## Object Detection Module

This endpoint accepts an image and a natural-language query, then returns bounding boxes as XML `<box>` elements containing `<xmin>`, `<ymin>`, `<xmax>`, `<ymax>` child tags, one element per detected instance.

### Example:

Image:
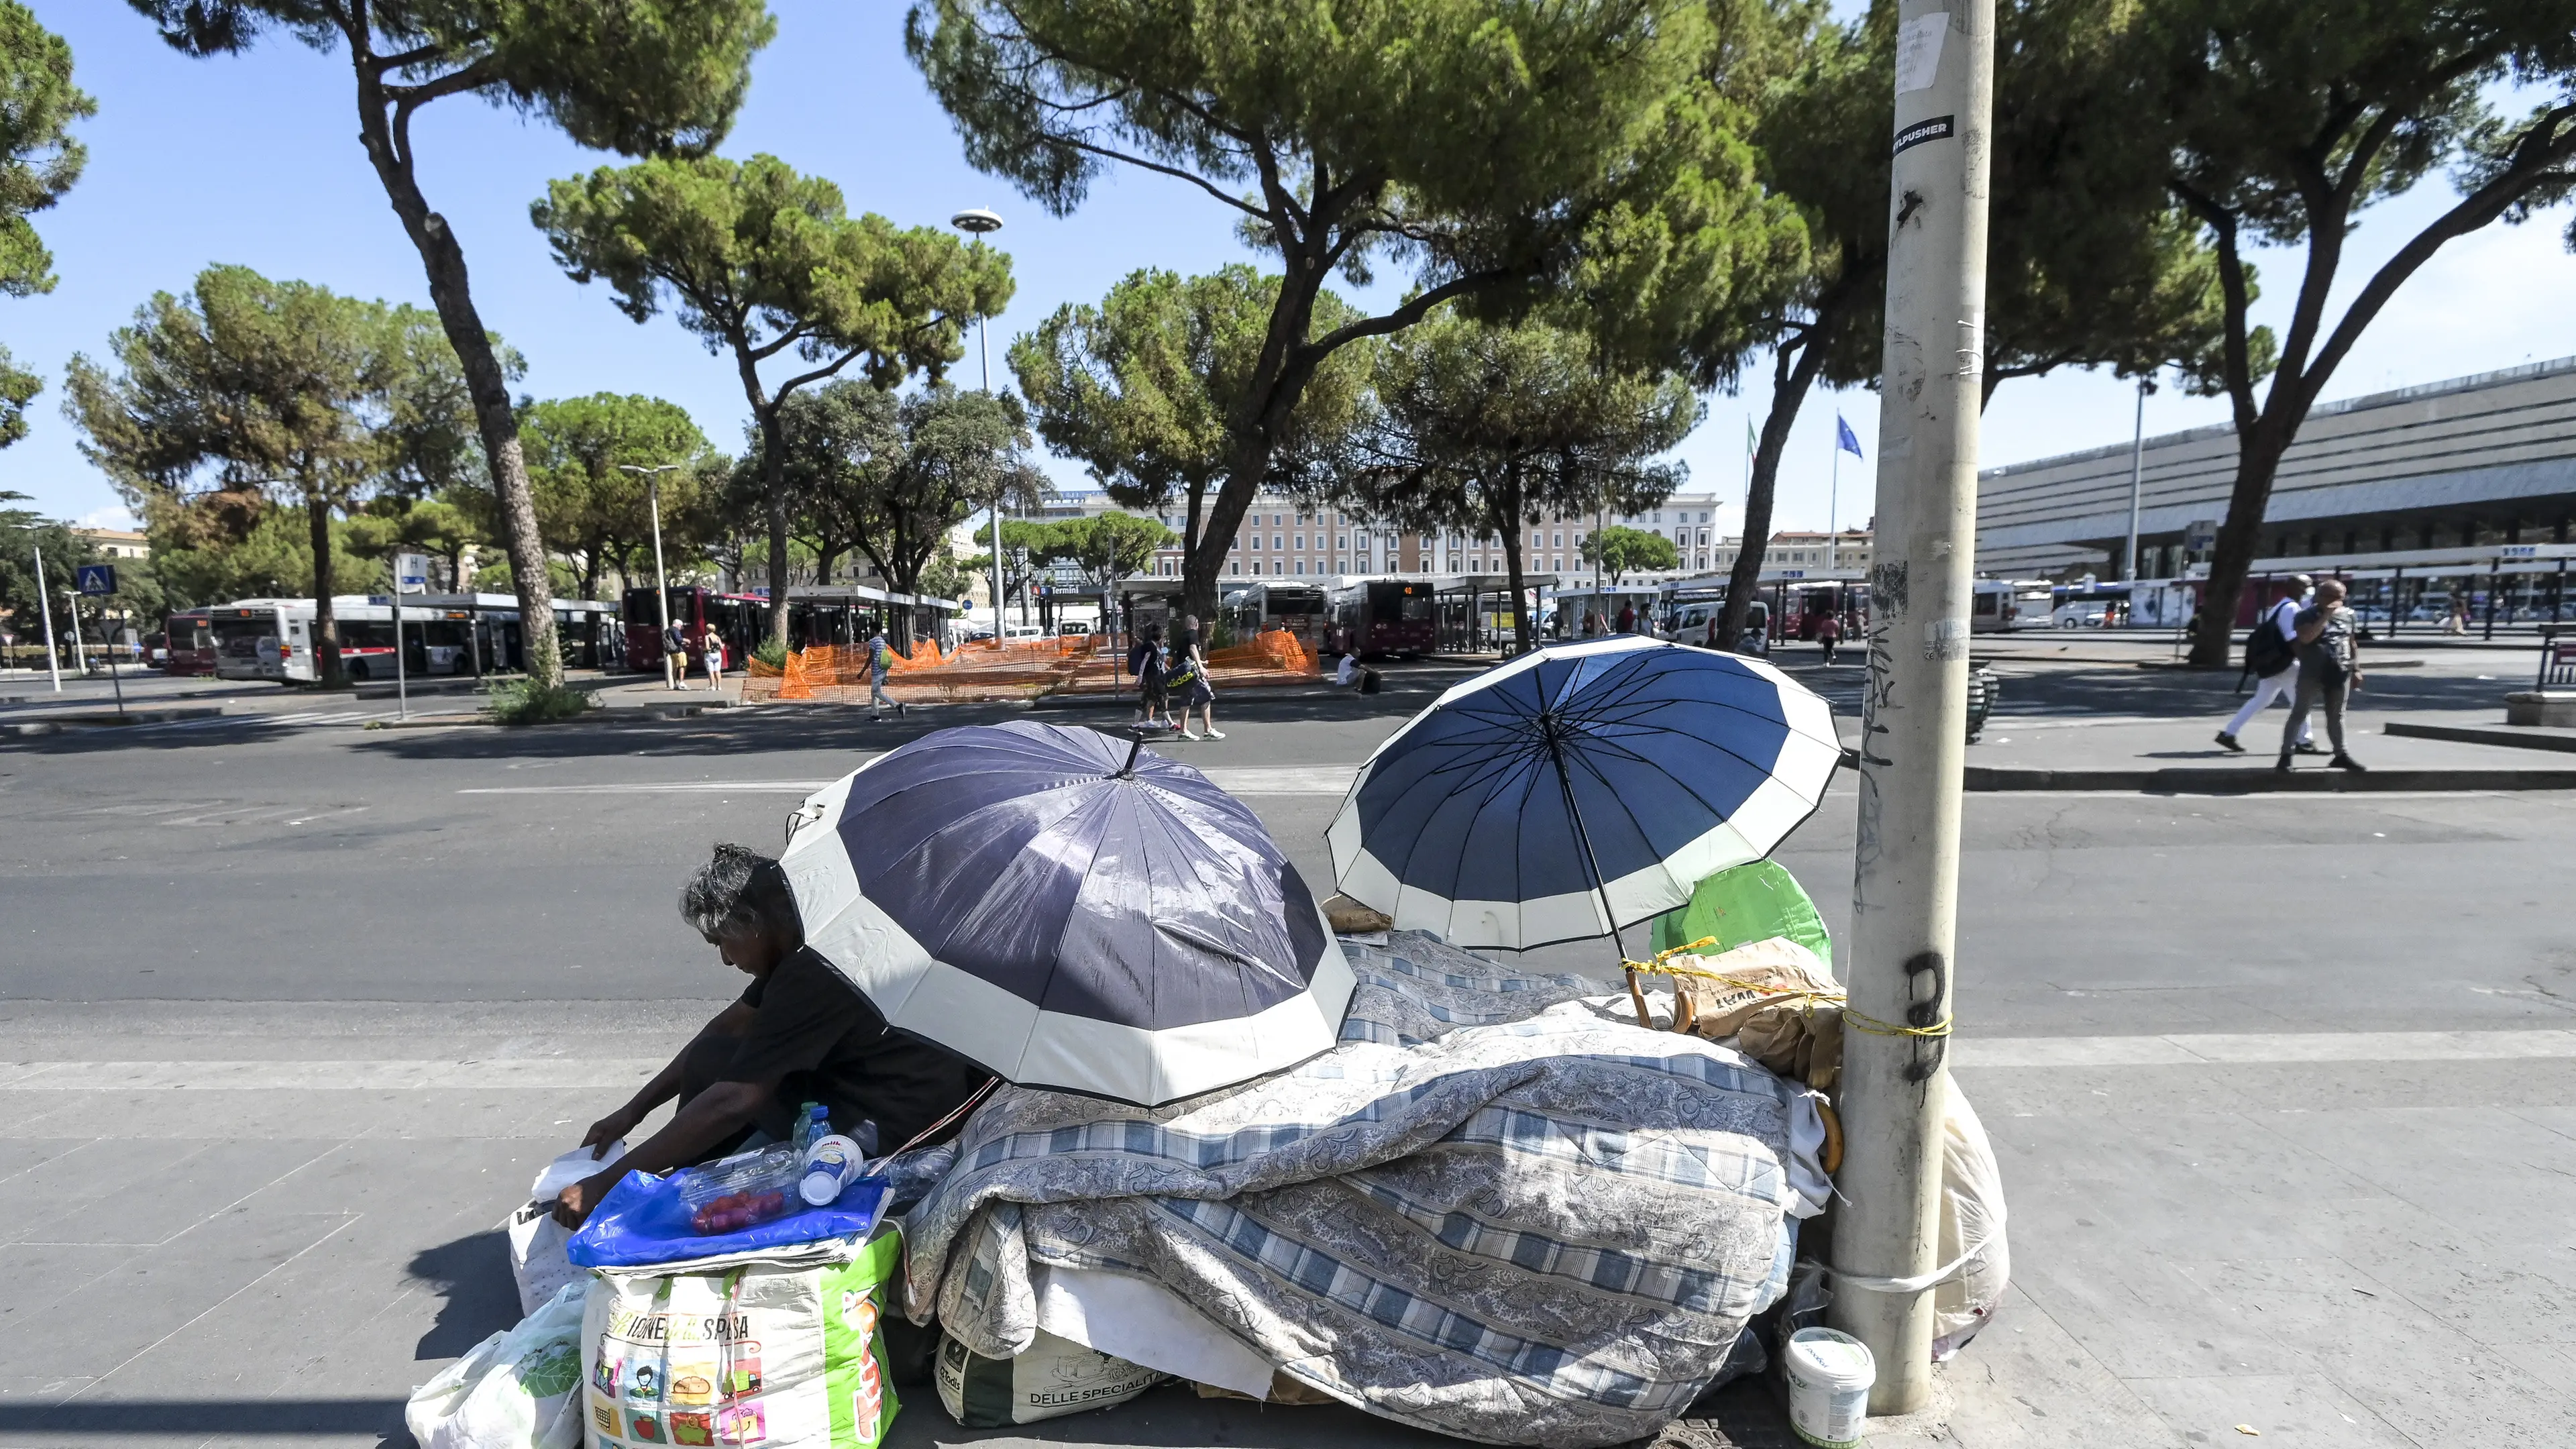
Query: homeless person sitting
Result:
<box><xmin>551</xmin><ymin>842</ymin><xmax>992</xmax><ymax>1228</ymax></box>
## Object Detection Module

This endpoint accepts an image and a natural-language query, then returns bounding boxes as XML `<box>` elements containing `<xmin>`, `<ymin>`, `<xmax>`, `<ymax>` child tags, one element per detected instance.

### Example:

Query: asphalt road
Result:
<box><xmin>7</xmin><ymin>659</ymin><xmax>2571</xmax><ymax>1032</ymax></box>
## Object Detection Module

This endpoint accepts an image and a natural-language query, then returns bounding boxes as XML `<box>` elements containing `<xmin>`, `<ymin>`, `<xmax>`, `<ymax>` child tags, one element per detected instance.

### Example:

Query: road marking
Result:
<box><xmin>460</xmin><ymin>765</ymin><xmax>1366</xmax><ymax>797</ymax></box>
<box><xmin>1955</xmin><ymin>1029</ymin><xmax>2576</xmax><ymax>1068</ymax></box>
<box><xmin>0</xmin><ymin>1059</ymin><xmax>663</xmax><ymax>1090</ymax></box>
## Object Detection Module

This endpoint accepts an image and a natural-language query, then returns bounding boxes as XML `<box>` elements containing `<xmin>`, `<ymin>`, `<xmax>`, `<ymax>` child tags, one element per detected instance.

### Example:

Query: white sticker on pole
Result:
<box><xmin>1925</xmin><ymin>617</ymin><xmax>1970</xmax><ymax>661</ymax></box>
<box><xmin>1895</xmin><ymin>14</ymin><xmax>1948</xmax><ymax>95</ymax></box>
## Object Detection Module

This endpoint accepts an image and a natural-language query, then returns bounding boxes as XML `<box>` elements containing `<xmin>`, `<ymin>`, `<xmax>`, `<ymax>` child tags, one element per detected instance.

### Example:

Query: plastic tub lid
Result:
<box><xmin>1786</xmin><ymin>1327</ymin><xmax>1876</xmax><ymax>1387</ymax></box>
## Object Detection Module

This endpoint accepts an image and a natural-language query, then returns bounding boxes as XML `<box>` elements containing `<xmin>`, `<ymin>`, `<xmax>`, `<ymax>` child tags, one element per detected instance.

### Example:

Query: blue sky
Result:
<box><xmin>8</xmin><ymin>1</ymin><xmax>2575</xmax><ymax>538</ymax></box>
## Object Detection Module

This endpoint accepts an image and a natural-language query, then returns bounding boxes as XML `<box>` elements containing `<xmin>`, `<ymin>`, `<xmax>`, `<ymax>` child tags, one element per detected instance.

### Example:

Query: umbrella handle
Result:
<box><xmin>1623</xmin><ymin>967</ymin><xmax>1652</xmax><ymax>1029</ymax></box>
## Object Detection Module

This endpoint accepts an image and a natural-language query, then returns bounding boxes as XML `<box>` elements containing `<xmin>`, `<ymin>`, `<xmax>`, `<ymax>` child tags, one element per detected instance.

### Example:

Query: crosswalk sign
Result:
<box><xmin>74</xmin><ymin>563</ymin><xmax>116</xmax><ymax>596</ymax></box>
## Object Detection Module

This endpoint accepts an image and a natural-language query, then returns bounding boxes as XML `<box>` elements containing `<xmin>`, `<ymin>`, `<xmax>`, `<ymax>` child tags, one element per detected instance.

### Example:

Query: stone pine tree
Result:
<box><xmin>1584</xmin><ymin>525</ymin><xmax>1682</xmax><ymax>591</ymax></box>
<box><xmin>1711</xmin><ymin>0</ymin><xmax>2249</xmax><ymax>650</ymax></box>
<box><xmin>519</xmin><ymin>394</ymin><xmax>710</xmax><ymax>602</ymax></box>
<box><xmin>2127</xmin><ymin>0</ymin><xmax>2576</xmax><ymax>665</ymax></box>
<box><xmin>765</xmin><ymin>380</ymin><xmax>900</xmax><ymax>591</ymax></box>
<box><xmin>533</xmin><ymin>152</ymin><xmax>1015</xmax><ymax>648</ymax></box>
<box><xmin>1336</xmin><ymin>311</ymin><xmax>1701</xmax><ymax>651</ymax></box>
<box><xmin>1008</xmin><ymin>266</ymin><xmax>1368</xmax><ymax>588</ymax></box>
<box><xmin>910</xmin><ymin>0</ymin><xmax>1806</xmax><ymax>622</ymax></box>
<box><xmin>64</xmin><ymin>265</ymin><xmax>478</xmax><ymax>686</ymax></box>
<box><xmin>843</xmin><ymin>386</ymin><xmax>1047</xmax><ymax>643</ymax></box>
<box><xmin>0</xmin><ymin>1</ymin><xmax>94</xmax><ymax>447</ymax></box>
<box><xmin>127</xmin><ymin>0</ymin><xmax>776</xmax><ymax>688</ymax></box>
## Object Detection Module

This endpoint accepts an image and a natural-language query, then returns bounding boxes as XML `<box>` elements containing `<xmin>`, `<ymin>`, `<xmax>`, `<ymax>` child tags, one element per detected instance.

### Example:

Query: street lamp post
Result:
<box><xmin>2123</xmin><ymin>376</ymin><xmax>2153</xmax><ymax>582</ymax></box>
<box><xmin>17</xmin><ymin>526</ymin><xmax>60</xmax><ymax>692</ymax></box>
<box><xmin>951</xmin><ymin>207</ymin><xmax>1006</xmax><ymax>643</ymax></box>
<box><xmin>621</xmin><ymin>464</ymin><xmax>688</xmax><ymax>689</ymax></box>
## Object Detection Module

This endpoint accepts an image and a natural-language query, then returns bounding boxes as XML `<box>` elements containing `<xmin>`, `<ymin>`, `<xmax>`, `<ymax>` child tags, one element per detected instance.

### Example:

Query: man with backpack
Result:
<box><xmin>2278</xmin><ymin>578</ymin><xmax>2367</xmax><ymax>772</ymax></box>
<box><xmin>2216</xmin><ymin>575</ymin><xmax>2315</xmax><ymax>755</ymax></box>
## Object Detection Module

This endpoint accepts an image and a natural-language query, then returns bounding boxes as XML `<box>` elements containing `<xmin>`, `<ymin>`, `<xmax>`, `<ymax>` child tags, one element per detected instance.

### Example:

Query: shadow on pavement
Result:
<box><xmin>407</xmin><ymin>1228</ymin><xmax>523</xmax><ymax>1361</ymax></box>
<box><xmin>0</xmin><ymin>1397</ymin><xmax>407</xmax><ymax>1439</ymax></box>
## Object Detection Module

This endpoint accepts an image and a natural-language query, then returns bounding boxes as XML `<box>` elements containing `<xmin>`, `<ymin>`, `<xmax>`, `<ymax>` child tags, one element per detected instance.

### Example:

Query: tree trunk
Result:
<box><xmin>306</xmin><ymin>492</ymin><xmax>343</xmax><ymax>688</ymax></box>
<box><xmin>347</xmin><ymin>62</ymin><xmax>560</xmax><ymax>688</ymax></box>
<box><xmin>2188</xmin><ymin>421</ymin><xmax>2292</xmax><ymax>666</ymax></box>
<box><xmin>1721</xmin><ymin>327</ymin><xmax>1835</xmax><ymax>651</ymax></box>
<box><xmin>757</xmin><ymin>405</ymin><xmax>792</xmax><ymax>649</ymax></box>
<box><xmin>1501</xmin><ymin>527</ymin><xmax>1529</xmax><ymax>655</ymax></box>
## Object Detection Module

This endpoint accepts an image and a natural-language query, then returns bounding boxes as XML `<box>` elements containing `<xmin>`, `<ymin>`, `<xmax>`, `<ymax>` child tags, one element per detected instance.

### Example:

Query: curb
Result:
<box><xmin>2383</xmin><ymin>720</ymin><xmax>2576</xmax><ymax>755</ymax></box>
<box><xmin>1</xmin><ymin>707</ymin><xmax>226</xmax><ymax>735</ymax></box>
<box><xmin>1962</xmin><ymin>763</ymin><xmax>2576</xmax><ymax>792</ymax></box>
<box><xmin>1030</xmin><ymin>681</ymin><xmax>1335</xmax><ymax>710</ymax></box>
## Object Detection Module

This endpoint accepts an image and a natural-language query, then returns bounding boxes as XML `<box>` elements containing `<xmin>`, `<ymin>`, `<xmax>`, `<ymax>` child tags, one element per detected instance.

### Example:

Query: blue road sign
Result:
<box><xmin>74</xmin><ymin>563</ymin><xmax>116</xmax><ymax>596</ymax></box>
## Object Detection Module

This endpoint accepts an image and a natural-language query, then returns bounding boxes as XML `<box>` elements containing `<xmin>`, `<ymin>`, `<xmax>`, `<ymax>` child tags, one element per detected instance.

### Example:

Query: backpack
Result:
<box><xmin>2243</xmin><ymin>615</ymin><xmax>2294</xmax><ymax>679</ymax></box>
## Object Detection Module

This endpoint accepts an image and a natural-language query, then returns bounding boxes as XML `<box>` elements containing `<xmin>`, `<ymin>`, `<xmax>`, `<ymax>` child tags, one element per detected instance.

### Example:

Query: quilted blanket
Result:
<box><xmin>901</xmin><ymin>932</ymin><xmax>1802</xmax><ymax>1446</ymax></box>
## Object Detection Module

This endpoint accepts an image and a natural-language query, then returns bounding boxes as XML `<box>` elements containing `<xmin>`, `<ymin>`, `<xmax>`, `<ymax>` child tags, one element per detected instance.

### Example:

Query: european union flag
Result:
<box><xmin>1835</xmin><ymin>415</ymin><xmax>1864</xmax><ymax>459</ymax></box>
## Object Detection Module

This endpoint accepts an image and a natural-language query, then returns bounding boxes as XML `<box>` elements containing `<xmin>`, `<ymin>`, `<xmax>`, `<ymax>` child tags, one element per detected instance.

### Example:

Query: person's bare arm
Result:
<box><xmin>576</xmin><ymin>1001</ymin><xmax>758</xmax><ymax>1159</ymax></box>
<box><xmin>553</xmin><ymin>1076</ymin><xmax>776</xmax><ymax>1228</ymax></box>
<box><xmin>2293</xmin><ymin>612</ymin><xmax>2329</xmax><ymax>645</ymax></box>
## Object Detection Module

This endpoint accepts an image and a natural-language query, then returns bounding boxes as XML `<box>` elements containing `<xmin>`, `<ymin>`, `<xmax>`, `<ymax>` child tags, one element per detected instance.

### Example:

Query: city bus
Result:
<box><xmin>1326</xmin><ymin>578</ymin><xmax>1437</xmax><ymax>657</ymax></box>
<box><xmin>211</xmin><ymin>598</ymin><xmax>482</xmax><ymax>683</ymax></box>
<box><xmin>1970</xmin><ymin>578</ymin><xmax>2052</xmax><ymax>633</ymax></box>
<box><xmin>160</xmin><ymin>609</ymin><xmax>217</xmax><ymax>676</ymax></box>
<box><xmin>1226</xmin><ymin>581</ymin><xmax>1330</xmax><ymax>647</ymax></box>
<box><xmin>621</xmin><ymin>586</ymin><xmax>773</xmax><ymax>672</ymax></box>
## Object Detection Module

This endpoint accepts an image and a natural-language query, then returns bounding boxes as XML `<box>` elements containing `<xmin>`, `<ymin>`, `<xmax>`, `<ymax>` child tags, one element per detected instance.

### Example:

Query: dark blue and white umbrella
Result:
<box><xmin>1328</xmin><ymin>636</ymin><xmax>1840</xmax><ymax>951</ymax></box>
<box><xmin>778</xmin><ymin>721</ymin><xmax>1352</xmax><ymax>1106</ymax></box>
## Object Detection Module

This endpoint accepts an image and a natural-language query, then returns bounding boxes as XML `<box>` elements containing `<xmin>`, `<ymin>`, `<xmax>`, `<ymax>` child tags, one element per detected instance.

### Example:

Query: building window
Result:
<box><xmin>1652</xmin><ymin>511</ymin><xmax>1662</xmax><ymax>523</ymax></box>
<box><xmin>1295</xmin><ymin>560</ymin><xmax>1307</xmax><ymax>574</ymax></box>
<box><xmin>1293</xmin><ymin>535</ymin><xmax>1303</xmax><ymax>549</ymax></box>
<box><xmin>1230</xmin><ymin>561</ymin><xmax>1240</xmax><ymax>575</ymax></box>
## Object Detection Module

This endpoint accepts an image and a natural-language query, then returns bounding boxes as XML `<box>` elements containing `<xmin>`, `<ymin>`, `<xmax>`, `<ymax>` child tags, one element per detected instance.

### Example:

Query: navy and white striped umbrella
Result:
<box><xmin>1328</xmin><ymin>636</ymin><xmax>1841</xmax><ymax>951</ymax></box>
<box><xmin>778</xmin><ymin>720</ymin><xmax>1352</xmax><ymax>1106</ymax></box>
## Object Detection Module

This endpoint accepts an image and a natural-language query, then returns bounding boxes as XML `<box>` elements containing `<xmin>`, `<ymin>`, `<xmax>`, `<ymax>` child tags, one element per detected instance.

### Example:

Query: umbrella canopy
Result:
<box><xmin>779</xmin><ymin>720</ymin><xmax>1352</xmax><ymax>1106</ymax></box>
<box><xmin>1328</xmin><ymin>635</ymin><xmax>1841</xmax><ymax>951</ymax></box>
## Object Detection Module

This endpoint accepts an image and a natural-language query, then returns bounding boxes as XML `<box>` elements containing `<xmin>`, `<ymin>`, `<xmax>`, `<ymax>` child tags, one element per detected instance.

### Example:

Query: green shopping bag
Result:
<box><xmin>1649</xmin><ymin>859</ymin><xmax>1833</xmax><ymax>970</ymax></box>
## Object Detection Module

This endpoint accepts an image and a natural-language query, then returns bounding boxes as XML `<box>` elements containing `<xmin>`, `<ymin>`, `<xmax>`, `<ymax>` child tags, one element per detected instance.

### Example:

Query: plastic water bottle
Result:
<box><xmin>793</xmin><ymin>1100</ymin><xmax>825</xmax><ymax>1154</ymax></box>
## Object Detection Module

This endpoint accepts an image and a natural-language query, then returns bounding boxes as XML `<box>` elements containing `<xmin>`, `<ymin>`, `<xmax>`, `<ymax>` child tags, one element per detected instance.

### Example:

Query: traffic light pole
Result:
<box><xmin>1833</xmin><ymin>0</ymin><xmax>1993</xmax><ymax>1413</ymax></box>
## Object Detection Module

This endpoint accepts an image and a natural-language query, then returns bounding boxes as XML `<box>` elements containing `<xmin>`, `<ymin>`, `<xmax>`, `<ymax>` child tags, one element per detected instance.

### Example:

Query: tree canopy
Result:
<box><xmin>0</xmin><ymin>2</ymin><xmax>93</xmax><ymax>448</ymax></box>
<box><xmin>1008</xmin><ymin>265</ymin><xmax>1368</xmax><ymax>581</ymax></box>
<box><xmin>1053</xmin><ymin>512</ymin><xmax>1175</xmax><ymax>598</ymax></box>
<box><xmin>521</xmin><ymin>392</ymin><xmax>710</xmax><ymax>600</ymax></box>
<box><xmin>64</xmin><ymin>264</ymin><xmax>481</xmax><ymax>683</ymax></box>
<box><xmin>535</xmin><ymin>152</ymin><xmax>1016</xmax><ymax>644</ymax></box>
<box><xmin>1583</xmin><ymin>523</ymin><xmax>1681</xmax><ymax>589</ymax></box>
<box><xmin>2125</xmin><ymin>0</ymin><xmax>2576</xmax><ymax>664</ymax></box>
<box><xmin>128</xmin><ymin>0</ymin><xmax>777</xmax><ymax>686</ymax></box>
<box><xmin>910</xmin><ymin>0</ymin><xmax>1802</xmax><ymax>619</ymax></box>
<box><xmin>1335</xmin><ymin>309</ymin><xmax>1700</xmax><ymax>649</ymax></box>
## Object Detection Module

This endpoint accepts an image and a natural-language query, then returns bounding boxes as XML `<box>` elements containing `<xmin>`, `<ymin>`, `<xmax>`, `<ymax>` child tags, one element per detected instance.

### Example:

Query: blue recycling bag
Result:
<box><xmin>566</xmin><ymin>1168</ymin><xmax>891</xmax><ymax>1269</ymax></box>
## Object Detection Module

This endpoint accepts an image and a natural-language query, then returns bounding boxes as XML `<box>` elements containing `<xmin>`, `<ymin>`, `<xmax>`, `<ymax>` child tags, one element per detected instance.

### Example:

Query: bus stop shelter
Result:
<box><xmin>1432</xmin><ymin>574</ymin><xmax>1554</xmax><ymax>653</ymax></box>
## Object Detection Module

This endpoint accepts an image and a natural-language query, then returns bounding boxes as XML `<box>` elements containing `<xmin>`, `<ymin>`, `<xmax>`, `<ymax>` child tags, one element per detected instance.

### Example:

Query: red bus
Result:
<box><xmin>621</xmin><ymin>586</ymin><xmax>774</xmax><ymax>673</ymax></box>
<box><xmin>1326</xmin><ymin>579</ymin><xmax>1437</xmax><ymax>657</ymax></box>
<box><xmin>161</xmin><ymin>609</ymin><xmax>218</xmax><ymax>675</ymax></box>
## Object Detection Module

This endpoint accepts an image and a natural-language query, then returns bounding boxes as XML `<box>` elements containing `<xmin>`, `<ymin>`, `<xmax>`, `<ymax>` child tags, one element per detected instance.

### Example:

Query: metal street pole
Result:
<box><xmin>95</xmin><ymin>597</ymin><xmax>126</xmax><ymax>717</ymax></box>
<box><xmin>622</xmin><ymin>464</ymin><xmax>687</xmax><ymax>689</ymax></box>
<box><xmin>1829</xmin><ymin>437</ymin><xmax>1841</xmax><ymax>575</ymax></box>
<box><xmin>952</xmin><ymin>207</ymin><xmax>1006</xmax><ymax>645</ymax></box>
<box><xmin>1835</xmin><ymin>0</ymin><xmax>1993</xmax><ymax>1413</ymax></box>
<box><xmin>2123</xmin><ymin>378</ymin><xmax>2149</xmax><ymax>581</ymax></box>
<box><xmin>22</xmin><ymin>531</ymin><xmax>60</xmax><ymax>692</ymax></box>
<box><xmin>390</xmin><ymin>570</ymin><xmax>407</xmax><ymax>722</ymax></box>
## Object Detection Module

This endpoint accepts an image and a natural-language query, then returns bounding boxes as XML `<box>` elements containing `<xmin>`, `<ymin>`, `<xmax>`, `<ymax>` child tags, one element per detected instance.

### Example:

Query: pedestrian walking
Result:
<box><xmin>867</xmin><ymin>627</ymin><xmax>905</xmax><ymax>721</ymax></box>
<box><xmin>1616</xmin><ymin>601</ymin><xmax>1638</xmax><ymax>634</ymax></box>
<box><xmin>661</xmin><ymin>622</ymin><xmax>688</xmax><ymax>690</ymax></box>
<box><xmin>2218</xmin><ymin>574</ymin><xmax>2314</xmax><ymax>753</ymax></box>
<box><xmin>1130</xmin><ymin>622</ymin><xmax>1172</xmax><ymax>731</ymax></box>
<box><xmin>1815</xmin><ymin>612</ymin><xmax>1843</xmax><ymax>666</ymax></box>
<box><xmin>1173</xmin><ymin>613</ymin><xmax>1223</xmax><ymax>741</ymax></box>
<box><xmin>2279</xmin><ymin>578</ymin><xmax>2367</xmax><ymax>772</ymax></box>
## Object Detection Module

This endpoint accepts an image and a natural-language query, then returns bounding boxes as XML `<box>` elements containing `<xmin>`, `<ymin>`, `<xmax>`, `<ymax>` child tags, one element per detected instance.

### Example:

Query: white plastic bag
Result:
<box><xmin>511</xmin><ymin>1144</ymin><xmax>622</xmax><ymax>1318</ymax></box>
<box><xmin>1933</xmin><ymin>1085</ymin><xmax>2009</xmax><ymax>1358</ymax></box>
<box><xmin>406</xmin><ymin>1280</ymin><xmax>587</xmax><ymax>1449</ymax></box>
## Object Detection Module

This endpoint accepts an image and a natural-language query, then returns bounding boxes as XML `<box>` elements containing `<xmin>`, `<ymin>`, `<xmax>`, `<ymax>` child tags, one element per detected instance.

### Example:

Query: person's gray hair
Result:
<box><xmin>680</xmin><ymin>843</ymin><xmax>771</xmax><ymax>938</ymax></box>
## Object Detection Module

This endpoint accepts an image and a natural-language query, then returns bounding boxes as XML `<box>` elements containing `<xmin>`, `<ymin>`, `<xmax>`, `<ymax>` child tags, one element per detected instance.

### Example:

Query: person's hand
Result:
<box><xmin>581</xmin><ymin>1107</ymin><xmax>640</xmax><ymax>1157</ymax></box>
<box><xmin>552</xmin><ymin>1169</ymin><xmax>621</xmax><ymax>1230</ymax></box>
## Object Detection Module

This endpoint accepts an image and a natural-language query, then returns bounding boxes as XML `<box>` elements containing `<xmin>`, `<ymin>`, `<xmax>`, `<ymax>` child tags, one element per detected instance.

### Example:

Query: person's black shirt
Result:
<box><xmin>729</xmin><ymin>947</ymin><xmax>990</xmax><ymax>1150</ymax></box>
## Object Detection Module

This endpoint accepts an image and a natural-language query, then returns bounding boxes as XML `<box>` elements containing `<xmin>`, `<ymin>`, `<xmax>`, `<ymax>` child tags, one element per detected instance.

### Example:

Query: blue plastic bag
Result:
<box><xmin>567</xmin><ymin>1167</ymin><xmax>891</xmax><ymax>1269</ymax></box>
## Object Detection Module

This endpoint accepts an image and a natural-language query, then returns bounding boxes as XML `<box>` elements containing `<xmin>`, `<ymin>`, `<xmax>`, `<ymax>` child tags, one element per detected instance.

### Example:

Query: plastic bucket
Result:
<box><xmin>1784</xmin><ymin>1326</ymin><xmax>1874</xmax><ymax>1448</ymax></box>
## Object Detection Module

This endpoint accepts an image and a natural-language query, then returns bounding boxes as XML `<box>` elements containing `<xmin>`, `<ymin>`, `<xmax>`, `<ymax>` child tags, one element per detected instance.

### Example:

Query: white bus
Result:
<box><xmin>210</xmin><ymin>598</ymin><xmax>476</xmax><ymax>683</ymax></box>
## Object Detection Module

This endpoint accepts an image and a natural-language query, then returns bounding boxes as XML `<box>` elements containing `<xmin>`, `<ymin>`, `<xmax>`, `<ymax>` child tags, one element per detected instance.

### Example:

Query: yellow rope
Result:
<box><xmin>1623</xmin><ymin>938</ymin><xmax>1953</xmax><ymax>1038</ymax></box>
